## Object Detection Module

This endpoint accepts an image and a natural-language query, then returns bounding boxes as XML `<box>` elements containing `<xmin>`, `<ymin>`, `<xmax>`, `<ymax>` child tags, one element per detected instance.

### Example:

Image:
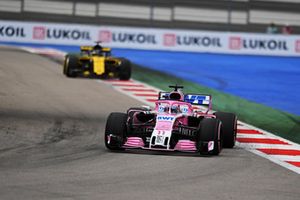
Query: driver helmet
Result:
<box><xmin>164</xmin><ymin>105</ymin><xmax>170</xmax><ymax>112</ymax></box>
<box><xmin>171</xmin><ymin>105</ymin><xmax>180</xmax><ymax>114</ymax></box>
<box><xmin>93</xmin><ymin>44</ymin><xmax>102</xmax><ymax>55</ymax></box>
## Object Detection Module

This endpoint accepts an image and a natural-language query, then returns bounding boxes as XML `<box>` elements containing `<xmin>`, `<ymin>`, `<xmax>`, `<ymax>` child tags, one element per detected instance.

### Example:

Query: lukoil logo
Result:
<box><xmin>99</xmin><ymin>30</ymin><xmax>112</xmax><ymax>43</ymax></box>
<box><xmin>99</xmin><ymin>30</ymin><xmax>157</xmax><ymax>44</ymax></box>
<box><xmin>229</xmin><ymin>36</ymin><xmax>288</xmax><ymax>51</ymax></box>
<box><xmin>33</xmin><ymin>27</ymin><xmax>46</xmax><ymax>40</ymax></box>
<box><xmin>163</xmin><ymin>34</ymin><xmax>176</xmax><ymax>46</ymax></box>
<box><xmin>33</xmin><ymin>27</ymin><xmax>91</xmax><ymax>40</ymax></box>
<box><xmin>229</xmin><ymin>37</ymin><xmax>241</xmax><ymax>49</ymax></box>
<box><xmin>163</xmin><ymin>33</ymin><xmax>222</xmax><ymax>47</ymax></box>
<box><xmin>0</xmin><ymin>26</ymin><xmax>26</xmax><ymax>37</ymax></box>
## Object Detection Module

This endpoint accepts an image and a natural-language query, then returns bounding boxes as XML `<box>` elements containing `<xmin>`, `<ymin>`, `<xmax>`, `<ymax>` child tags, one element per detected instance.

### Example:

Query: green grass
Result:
<box><xmin>131</xmin><ymin>64</ymin><xmax>300</xmax><ymax>144</ymax></box>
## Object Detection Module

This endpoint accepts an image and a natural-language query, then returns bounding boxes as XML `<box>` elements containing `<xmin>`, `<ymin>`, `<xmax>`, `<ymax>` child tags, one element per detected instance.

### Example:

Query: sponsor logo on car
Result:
<box><xmin>208</xmin><ymin>141</ymin><xmax>214</xmax><ymax>151</ymax></box>
<box><xmin>178</xmin><ymin>127</ymin><xmax>196</xmax><ymax>136</ymax></box>
<box><xmin>185</xmin><ymin>95</ymin><xmax>210</xmax><ymax>105</ymax></box>
<box><xmin>0</xmin><ymin>26</ymin><xmax>26</xmax><ymax>37</ymax></box>
<box><xmin>158</xmin><ymin>106</ymin><xmax>165</xmax><ymax>113</ymax></box>
<box><xmin>157</xmin><ymin>116</ymin><xmax>174</xmax><ymax>121</ymax></box>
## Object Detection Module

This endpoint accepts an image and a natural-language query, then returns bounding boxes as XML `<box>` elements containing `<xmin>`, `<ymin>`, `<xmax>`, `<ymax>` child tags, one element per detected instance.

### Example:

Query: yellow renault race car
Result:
<box><xmin>63</xmin><ymin>42</ymin><xmax>131</xmax><ymax>80</ymax></box>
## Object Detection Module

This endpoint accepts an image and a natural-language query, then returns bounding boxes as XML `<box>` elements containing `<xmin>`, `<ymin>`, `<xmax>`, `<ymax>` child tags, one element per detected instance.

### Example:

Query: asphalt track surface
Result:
<box><xmin>0</xmin><ymin>47</ymin><xmax>299</xmax><ymax>200</ymax></box>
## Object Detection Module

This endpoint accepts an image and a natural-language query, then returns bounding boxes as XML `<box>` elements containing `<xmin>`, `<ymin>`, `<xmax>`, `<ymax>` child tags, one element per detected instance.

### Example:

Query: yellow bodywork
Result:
<box><xmin>102</xmin><ymin>47</ymin><xmax>111</xmax><ymax>52</ymax></box>
<box><xmin>78</xmin><ymin>45</ymin><xmax>119</xmax><ymax>76</ymax></box>
<box><xmin>80</xmin><ymin>46</ymin><xmax>93</xmax><ymax>51</ymax></box>
<box><xmin>92</xmin><ymin>56</ymin><xmax>105</xmax><ymax>75</ymax></box>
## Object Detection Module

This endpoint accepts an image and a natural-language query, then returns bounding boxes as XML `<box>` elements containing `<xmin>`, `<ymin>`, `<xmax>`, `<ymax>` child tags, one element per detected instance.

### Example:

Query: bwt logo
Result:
<box><xmin>33</xmin><ymin>26</ymin><xmax>46</xmax><ymax>40</ymax></box>
<box><xmin>163</xmin><ymin>34</ymin><xmax>176</xmax><ymax>46</ymax></box>
<box><xmin>296</xmin><ymin>40</ymin><xmax>300</xmax><ymax>53</ymax></box>
<box><xmin>157</xmin><ymin>116</ymin><xmax>174</xmax><ymax>121</ymax></box>
<box><xmin>99</xmin><ymin>30</ymin><xmax>112</xmax><ymax>43</ymax></box>
<box><xmin>229</xmin><ymin>37</ymin><xmax>242</xmax><ymax>50</ymax></box>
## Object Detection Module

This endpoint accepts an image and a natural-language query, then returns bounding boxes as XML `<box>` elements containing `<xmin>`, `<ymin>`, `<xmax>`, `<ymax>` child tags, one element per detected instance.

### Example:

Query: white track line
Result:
<box><xmin>272</xmin><ymin>155</ymin><xmax>300</xmax><ymax>162</ymax></box>
<box><xmin>237</xmin><ymin>134</ymin><xmax>276</xmax><ymax>139</ymax></box>
<box><xmin>237</xmin><ymin>143</ymin><xmax>294</xmax><ymax>150</ymax></box>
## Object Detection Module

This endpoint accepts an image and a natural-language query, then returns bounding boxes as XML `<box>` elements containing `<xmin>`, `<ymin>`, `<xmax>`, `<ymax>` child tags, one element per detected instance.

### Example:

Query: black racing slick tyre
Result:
<box><xmin>197</xmin><ymin>118</ymin><xmax>222</xmax><ymax>156</ymax></box>
<box><xmin>214</xmin><ymin>112</ymin><xmax>237</xmax><ymax>148</ymax></box>
<box><xmin>63</xmin><ymin>54</ymin><xmax>78</xmax><ymax>77</ymax></box>
<box><xmin>119</xmin><ymin>59</ymin><xmax>131</xmax><ymax>80</ymax></box>
<box><xmin>104</xmin><ymin>112</ymin><xmax>127</xmax><ymax>150</ymax></box>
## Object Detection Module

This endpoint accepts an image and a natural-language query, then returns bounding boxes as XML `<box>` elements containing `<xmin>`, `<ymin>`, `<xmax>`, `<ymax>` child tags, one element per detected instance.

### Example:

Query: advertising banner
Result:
<box><xmin>1</xmin><ymin>20</ymin><xmax>299</xmax><ymax>56</ymax></box>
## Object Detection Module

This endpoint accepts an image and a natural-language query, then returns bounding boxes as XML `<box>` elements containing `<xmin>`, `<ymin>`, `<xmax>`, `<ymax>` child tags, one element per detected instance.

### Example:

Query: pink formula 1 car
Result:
<box><xmin>104</xmin><ymin>85</ymin><xmax>237</xmax><ymax>155</ymax></box>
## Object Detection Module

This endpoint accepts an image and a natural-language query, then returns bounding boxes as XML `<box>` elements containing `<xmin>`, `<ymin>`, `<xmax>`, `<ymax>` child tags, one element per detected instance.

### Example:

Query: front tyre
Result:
<box><xmin>197</xmin><ymin>118</ymin><xmax>222</xmax><ymax>156</ymax></box>
<box><xmin>63</xmin><ymin>55</ymin><xmax>78</xmax><ymax>78</ymax></box>
<box><xmin>104</xmin><ymin>112</ymin><xmax>127</xmax><ymax>150</ymax></box>
<box><xmin>214</xmin><ymin>112</ymin><xmax>237</xmax><ymax>148</ymax></box>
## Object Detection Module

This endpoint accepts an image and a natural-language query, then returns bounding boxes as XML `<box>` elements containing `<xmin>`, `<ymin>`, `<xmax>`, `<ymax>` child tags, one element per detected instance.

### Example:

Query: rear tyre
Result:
<box><xmin>119</xmin><ymin>59</ymin><xmax>131</xmax><ymax>80</ymax></box>
<box><xmin>104</xmin><ymin>112</ymin><xmax>127</xmax><ymax>150</ymax></box>
<box><xmin>63</xmin><ymin>55</ymin><xmax>78</xmax><ymax>77</ymax></box>
<box><xmin>214</xmin><ymin>112</ymin><xmax>237</xmax><ymax>148</ymax></box>
<box><xmin>197</xmin><ymin>118</ymin><xmax>222</xmax><ymax>156</ymax></box>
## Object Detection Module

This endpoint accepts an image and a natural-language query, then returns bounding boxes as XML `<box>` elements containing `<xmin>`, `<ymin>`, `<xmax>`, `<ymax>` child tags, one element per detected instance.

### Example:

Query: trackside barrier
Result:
<box><xmin>1</xmin><ymin>20</ymin><xmax>300</xmax><ymax>56</ymax></box>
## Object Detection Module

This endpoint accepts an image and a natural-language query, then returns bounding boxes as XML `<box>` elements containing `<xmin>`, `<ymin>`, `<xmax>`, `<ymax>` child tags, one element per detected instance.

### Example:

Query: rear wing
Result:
<box><xmin>184</xmin><ymin>94</ymin><xmax>211</xmax><ymax>106</ymax></box>
<box><xmin>159</xmin><ymin>92</ymin><xmax>211</xmax><ymax>105</ymax></box>
<box><xmin>158</xmin><ymin>92</ymin><xmax>212</xmax><ymax>112</ymax></box>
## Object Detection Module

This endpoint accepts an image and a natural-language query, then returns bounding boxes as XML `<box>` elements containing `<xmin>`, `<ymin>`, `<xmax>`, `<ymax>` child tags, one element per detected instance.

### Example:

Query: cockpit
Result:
<box><xmin>80</xmin><ymin>42</ymin><xmax>112</xmax><ymax>57</ymax></box>
<box><xmin>157</xmin><ymin>102</ymin><xmax>189</xmax><ymax>114</ymax></box>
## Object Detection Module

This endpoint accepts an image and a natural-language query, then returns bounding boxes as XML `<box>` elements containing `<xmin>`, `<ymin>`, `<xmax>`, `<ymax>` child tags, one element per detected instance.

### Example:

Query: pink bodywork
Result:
<box><xmin>123</xmin><ymin>137</ymin><xmax>145</xmax><ymax>148</ymax></box>
<box><xmin>174</xmin><ymin>140</ymin><xmax>197</xmax><ymax>151</ymax></box>
<box><xmin>123</xmin><ymin>100</ymin><xmax>202</xmax><ymax>152</ymax></box>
